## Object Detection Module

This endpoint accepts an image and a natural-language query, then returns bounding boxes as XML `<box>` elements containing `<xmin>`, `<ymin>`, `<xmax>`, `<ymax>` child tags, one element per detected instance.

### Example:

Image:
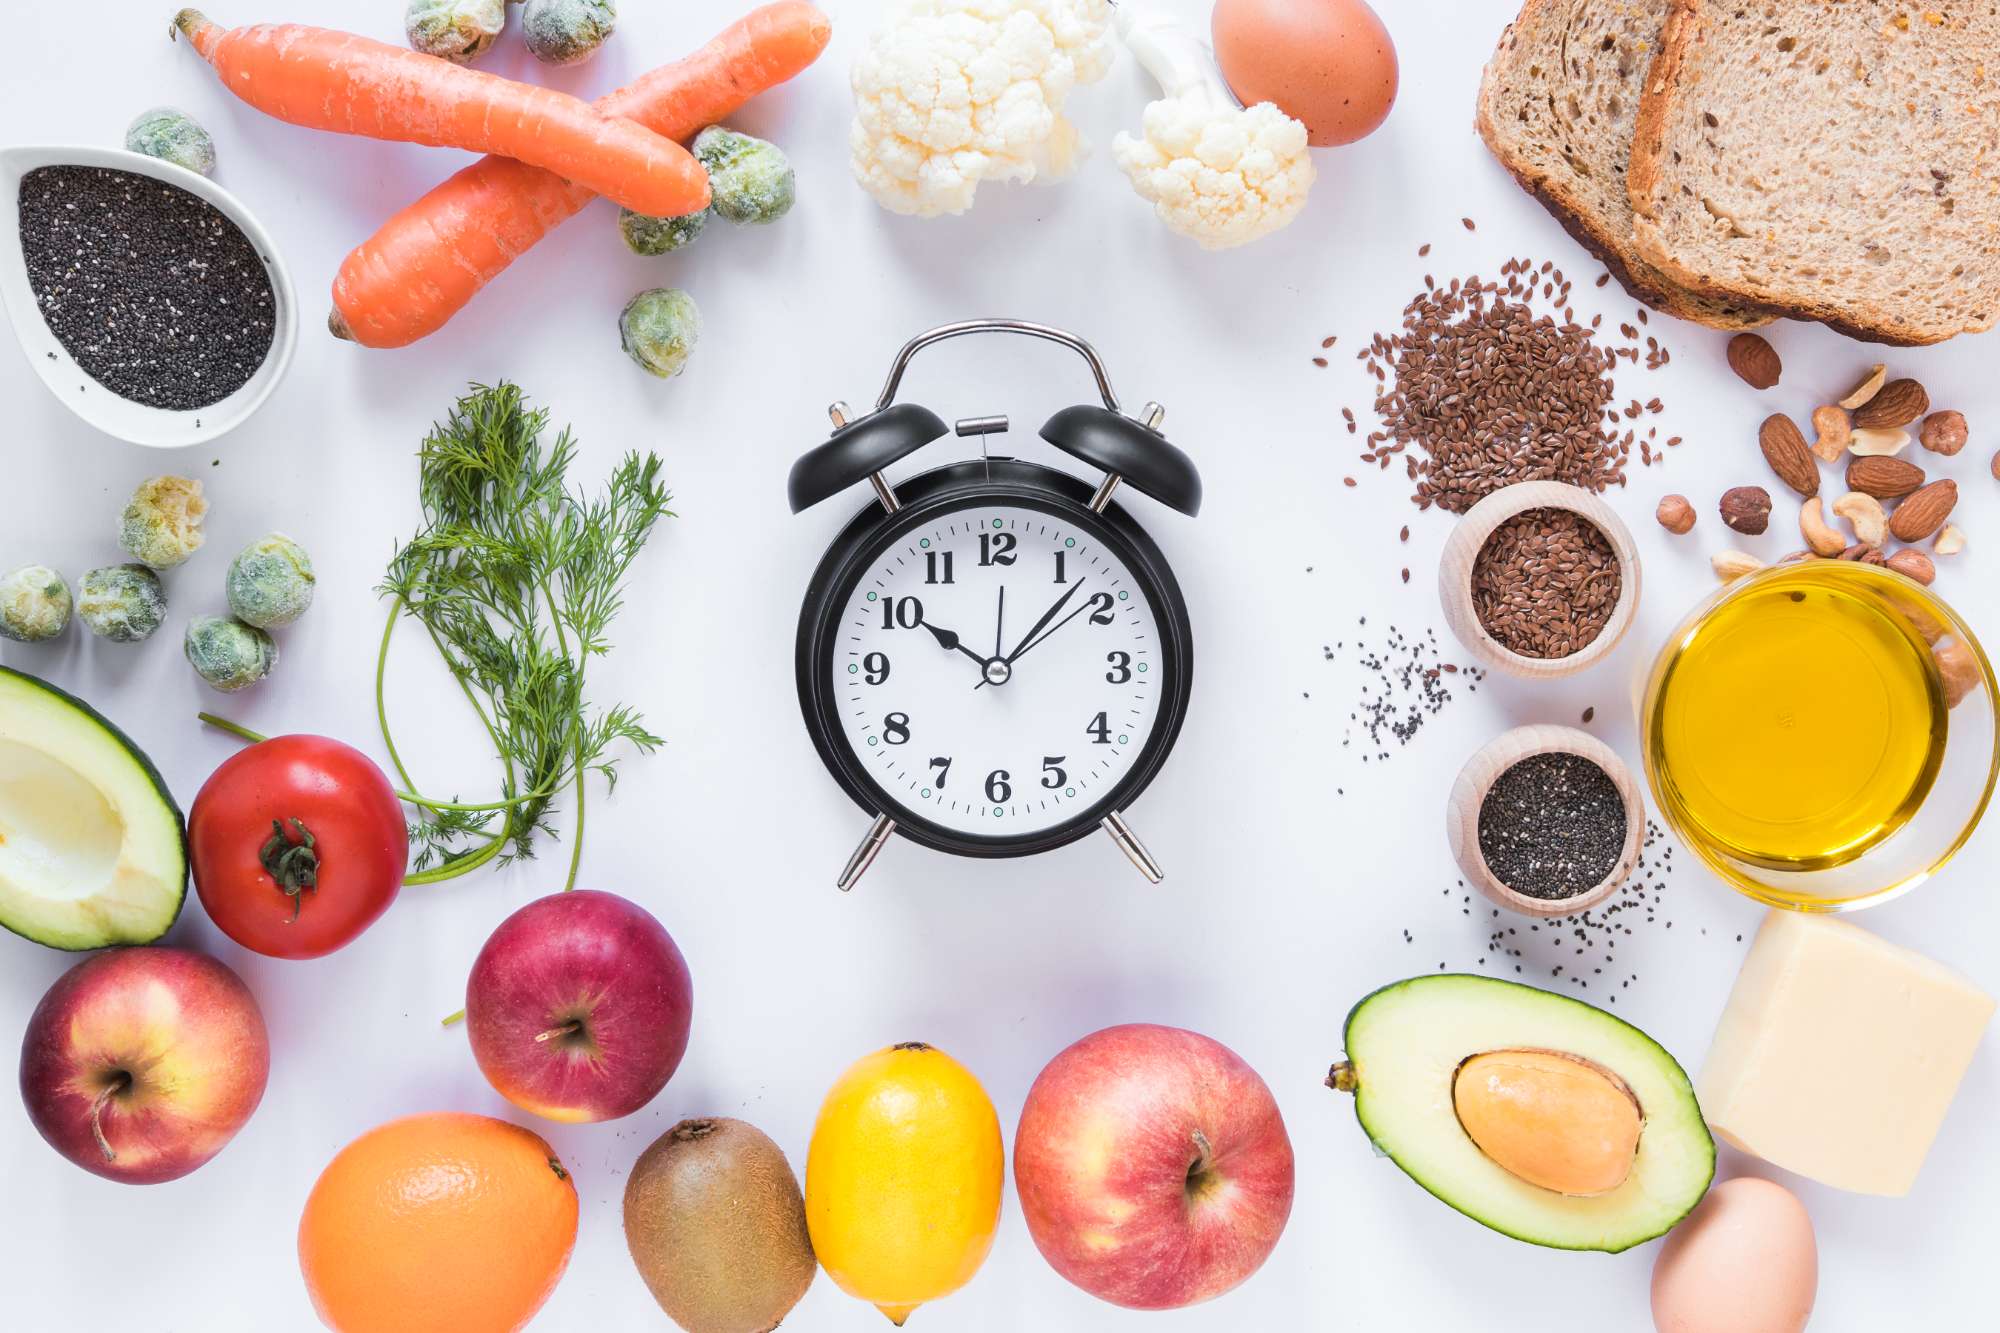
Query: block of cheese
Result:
<box><xmin>1698</xmin><ymin>909</ymin><xmax>1994</xmax><ymax>1197</ymax></box>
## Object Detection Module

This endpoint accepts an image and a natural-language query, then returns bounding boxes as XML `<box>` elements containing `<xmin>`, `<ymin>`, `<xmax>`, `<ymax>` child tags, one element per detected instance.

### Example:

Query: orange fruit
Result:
<box><xmin>298</xmin><ymin>1112</ymin><xmax>579</xmax><ymax>1333</ymax></box>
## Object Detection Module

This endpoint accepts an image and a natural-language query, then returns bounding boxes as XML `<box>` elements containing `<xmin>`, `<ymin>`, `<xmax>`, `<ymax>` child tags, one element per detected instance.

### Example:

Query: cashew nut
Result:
<box><xmin>1711</xmin><ymin>551</ymin><xmax>1765</xmax><ymax>582</ymax></box>
<box><xmin>1798</xmin><ymin>496</ymin><xmax>1848</xmax><ymax>556</ymax></box>
<box><xmin>1934</xmin><ymin>524</ymin><xmax>1967</xmax><ymax>557</ymax></box>
<box><xmin>1810</xmin><ymin>405</ymin><xmax>1851</xmax><ymax>462</ymax></box>
<box><xmin>1840</xmin><ymin>364</ymin><xmax>1888</xmax><ymax>410</ymax></box>
<box><xmin>1832</xmin><ymin>491</ymin><xmax>1888</xmax><ymax>547</ymax></box>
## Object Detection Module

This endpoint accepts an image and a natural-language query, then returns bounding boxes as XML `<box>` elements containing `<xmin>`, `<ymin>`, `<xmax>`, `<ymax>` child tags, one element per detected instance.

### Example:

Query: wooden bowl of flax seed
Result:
<box><xmin>1446</xmin><ymin>725</ymin><xmax>1644</xmax><ymax>919</ymax></box>
<box><xmin>1437</xmin><ymin>481</ymin><xmax>1640</xmax><ymax>679</ymax></box>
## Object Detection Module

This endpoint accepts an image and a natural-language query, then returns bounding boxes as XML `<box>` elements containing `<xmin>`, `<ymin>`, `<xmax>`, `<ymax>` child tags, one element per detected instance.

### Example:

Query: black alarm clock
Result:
<box><xmin>789</xmin><ymin>320</ymin><xmax>1202</xmax><ymax>891</ymax></box>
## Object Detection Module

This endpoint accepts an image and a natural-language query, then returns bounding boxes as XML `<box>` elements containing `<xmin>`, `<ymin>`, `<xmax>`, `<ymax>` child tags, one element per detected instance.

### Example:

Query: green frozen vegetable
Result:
<box><xmin>619</xmin><ymin>206</ymin><xmax>709</xmax><ymax>257</ymax></box>
<box><xmin>0</xmin><ymin>565</ymin><xmax>71</xmax><ymax>643</ymax></box>
<box><xmin>694</xmin><ymin>126</ymin><xmax>796</xmax><ymax>225</ymax></box>
<box><xmin>619</xmin><ymin>288</ymin><xmax>700</xmax><ymax>379</ymax></box>
<box><xmin>125</xmin><ymin>107</ymin><xmax>217</xmax><ymax>177</ymax></box>
<box><xmin>77</xmin><ymin>565</ymin><xmax>168</xmax><ymax>643</ymax></box>
<box><xmin>521</xmin><ymin>0</ymin><xmax>616</xmax><ymax>66</ymax></box>
<box><xmin>185</xmin><ymin>616</ymin><xmax>277</xmax><ymax>693</ymax></box>
<box><xmin>405</xmin><ymin>0</ymin><xmax>509</xmax><ymax>64</ymax></box>
<box><xmin>118</xmin><ymin>475</ymin><xmax>207</xmax><ymax>570</ymax></box>
<box><xmin>226</xmin><ymin>533</ymin><xmax>315</xmax><ymax>629</ymax></box>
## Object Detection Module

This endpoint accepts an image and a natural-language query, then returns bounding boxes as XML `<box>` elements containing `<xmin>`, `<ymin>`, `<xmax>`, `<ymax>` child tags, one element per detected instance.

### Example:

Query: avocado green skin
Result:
<box><xmin>1334</xmin><ymin>973</ymin><xmax>1716</xmax><ymax>1253</ymax></box>
<box><xmin>0</xmin><ymin>665</ymin><xmax>188</xmax><ymax>949</ymax></box>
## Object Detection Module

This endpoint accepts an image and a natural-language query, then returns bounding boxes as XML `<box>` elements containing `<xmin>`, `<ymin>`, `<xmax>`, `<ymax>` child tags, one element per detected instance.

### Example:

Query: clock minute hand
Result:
<box><xmin>1006</xmin><ymin>599</ymin><xmax>1095</xmax><ymax>668</ymax></box>
<box><xmin>1000</xmin><ymin>580</ymin><xmax>1085</xmax><ymax>665</ymax></box>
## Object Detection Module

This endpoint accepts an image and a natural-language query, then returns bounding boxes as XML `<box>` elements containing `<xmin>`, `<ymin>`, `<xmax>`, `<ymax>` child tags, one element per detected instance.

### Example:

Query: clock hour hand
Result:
<box><xmin>921</xmin><ymin>620</ymin><xmax>989</xmax><ymax>667</ymax></box>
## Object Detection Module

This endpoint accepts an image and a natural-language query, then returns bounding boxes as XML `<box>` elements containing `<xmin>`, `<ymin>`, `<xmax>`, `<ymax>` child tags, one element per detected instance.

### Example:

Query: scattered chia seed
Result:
<box><xmin>19</xmin><ymin>165</ymin><xmax>274</xmax><ymax>411</ymax></box>
<box><xmin>1478</xmin><ymin>753</ymin><xmax>1626</xmax><ymax>899</ymax></box>
<box><xmin>1317</xmin><ymin>618</ymin><xmax>1485</xmax><ymax>775</ymax></box>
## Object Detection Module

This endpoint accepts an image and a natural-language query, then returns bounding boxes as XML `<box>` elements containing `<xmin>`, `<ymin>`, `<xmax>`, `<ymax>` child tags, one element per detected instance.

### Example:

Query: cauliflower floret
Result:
<box><xmin>1109</xmin><ymin>3</ymin><xmax>1317</xmax><ymax>250</ymax></box>
<box><xmin>851</xmin><ymin>0</ymin><xmax>1116</xmax><ymax>217</ymax></box>
<box><xmin>1113</xmin><ymin>94</ymin><xmax>1315</xmax><ymax>251</ymax></box>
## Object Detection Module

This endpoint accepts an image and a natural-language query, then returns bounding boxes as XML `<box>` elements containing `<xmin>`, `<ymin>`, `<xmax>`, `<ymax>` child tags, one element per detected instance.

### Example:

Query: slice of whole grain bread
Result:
<box><xmin>1630</xmin><ymin>0</ymin><xmax>2000</xmax><ymax>345</ymax></box>
<box><xmin>1477</xmin><ymin>0</ymin><xmax>1773</xmax><ymax>330</ymax></box>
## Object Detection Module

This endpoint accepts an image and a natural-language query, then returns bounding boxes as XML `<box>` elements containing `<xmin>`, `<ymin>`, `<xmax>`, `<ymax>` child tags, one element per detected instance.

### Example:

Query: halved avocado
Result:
<box><xmin>1329</xmin><ymin>974</ymin><xmax>1713</xmax><ymax>1252</ymax></box>
<box><xmin>0</xmin><ymin>666</ymin><xmax>186</xmax><ymax>949</ymax></box>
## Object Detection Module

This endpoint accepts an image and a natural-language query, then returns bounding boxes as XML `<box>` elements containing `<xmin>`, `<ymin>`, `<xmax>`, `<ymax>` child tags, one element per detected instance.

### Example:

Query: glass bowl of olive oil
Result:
<box><xmin>1641</xmin><ymin>560</ymin><xmax>1997</xmax><ymax>912</ymax></box>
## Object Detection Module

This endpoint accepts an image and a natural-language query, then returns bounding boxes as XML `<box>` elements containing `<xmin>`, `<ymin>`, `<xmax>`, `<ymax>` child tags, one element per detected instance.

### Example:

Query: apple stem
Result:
<box><xmin>1326</xmin><ymin>1061</ymin><xmax>1359</xmax><ymax>1094</ymax></box>
<box><xmin>440</xmin><ymin>1010</ymin><xmax>465</xmax><ymax>1028</ymax></box>
<box><xmin>535</xmin><ymin>1019</ymin><xmax>584</xmax><ymax>1045</ymax></box>
<box><xmin>89</xmin><ymin>1073</ymin><xmax>130</xmax><ymax>1163</ymax></box>
<box><xmin>1185</xmin><ymin>1128</ymin><xmax>1216</xmax><ymax>1195</ymax></box>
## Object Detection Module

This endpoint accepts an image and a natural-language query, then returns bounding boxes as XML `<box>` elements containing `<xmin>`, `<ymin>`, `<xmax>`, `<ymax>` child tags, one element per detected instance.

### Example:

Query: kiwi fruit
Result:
<box><xmin>623</xmin><ymin>1117</ymin><xmax>817</xmax><ymax>1333</ymax></box>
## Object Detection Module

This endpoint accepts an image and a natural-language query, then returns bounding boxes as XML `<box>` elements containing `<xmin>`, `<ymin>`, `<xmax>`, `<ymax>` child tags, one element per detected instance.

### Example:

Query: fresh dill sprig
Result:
<box><xmin>375</xmin><ymin>382</ymin><xmax>673</xmax><ymax>891</ymax></box>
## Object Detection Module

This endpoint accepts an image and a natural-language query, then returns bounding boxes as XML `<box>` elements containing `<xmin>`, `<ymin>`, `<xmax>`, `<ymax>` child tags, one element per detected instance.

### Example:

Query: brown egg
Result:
<box><xmin>1212</xmin><ymin>0</ymin><xmax>1399</xmax><ymax>147</ymax></box>
<box><xmin>1651</xmin><ymin>1178</ymin><xmax>1817</xmax><ymax>1333</ymax></box>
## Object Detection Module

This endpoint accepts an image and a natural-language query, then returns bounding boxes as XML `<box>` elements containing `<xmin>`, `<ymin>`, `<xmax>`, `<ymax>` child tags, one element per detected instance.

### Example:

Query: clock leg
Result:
<box><xmin>1102</xmin><ymin>811</ymin><xmax>1164</xmax><ymax>884</ymax></box>
<box><xmin>836</xmin><ymin>813</ymin><xmax>897</xmax><ymax>892</ymax></box>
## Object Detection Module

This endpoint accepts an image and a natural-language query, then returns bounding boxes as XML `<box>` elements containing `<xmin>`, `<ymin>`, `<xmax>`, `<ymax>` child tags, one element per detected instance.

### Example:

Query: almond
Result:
<box><xmin>1727</xmin><ymin>334</ymin><xmax>1782</xmax><ymax>390</ymax></box>
<box><xmin>1712</xmin><ymin>551</ymin><xmax>1765</xmax><ymax>582</ymax></box>
<box><xmin>1889</xmin><ymin>479</ymin><xmax>1958</xmax><ymax>542</ymax></box>
<box><xmin>1885</xmin><ymin>549</ymin><xmax>1937</xmax><ymax>585</ymax></box>
<box><xmin>1838</xmin><ymin>364</ymin><xmax>1888</xmax><ymax>410</ymax></box>
<box><xmin>1853</xmin><ymin>378</ymin><xmax>1929</xmax><ymax>429</ymax></box>
<box><xmin>1846</xmin><ymin>455</ymin><xmax>1926</xmax><ymax>499</ymax></box>
<box><xmin>1759</xmin><ymin>414</ymin><xmax>1819</xmax><ymax>497</ymax></box>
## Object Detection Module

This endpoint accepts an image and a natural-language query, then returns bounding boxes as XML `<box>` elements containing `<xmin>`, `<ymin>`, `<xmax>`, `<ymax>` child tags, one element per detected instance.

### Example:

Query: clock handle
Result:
<box><xmin>1103</xmin><ymin>811</ymin><xmax>1164</xmax><ymax>885</ymax></box>
<box><xmin>872</xmin><ymin>320</ymin><xmax>1123</xmax><ymax>414</ymax></box>
<box><xmin>836</xmin><ymin>813</ymin><xmax>897</xmax><ymax>892</ymax></box>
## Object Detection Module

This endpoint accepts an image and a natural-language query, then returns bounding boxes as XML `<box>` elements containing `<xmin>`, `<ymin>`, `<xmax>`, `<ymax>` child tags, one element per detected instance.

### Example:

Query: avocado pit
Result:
<box><xmin>1451</xmin><ymin>1048</ymin><xmax>1643</xmax><ymax>1196</ymax></box>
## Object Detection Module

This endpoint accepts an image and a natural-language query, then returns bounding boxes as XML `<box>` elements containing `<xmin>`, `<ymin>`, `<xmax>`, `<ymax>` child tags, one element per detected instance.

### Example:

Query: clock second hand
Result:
<box><xmin>976</xmin><ymin>580</ymin><xmax>1085</xmax><ymax>690</ymax></box>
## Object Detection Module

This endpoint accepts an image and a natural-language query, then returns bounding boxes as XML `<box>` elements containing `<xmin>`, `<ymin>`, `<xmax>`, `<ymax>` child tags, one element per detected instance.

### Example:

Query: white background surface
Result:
<box><xmin>2</xmin><ymin>2</ymin><xmax>1995</xmax><ymax>1329</ymax></box>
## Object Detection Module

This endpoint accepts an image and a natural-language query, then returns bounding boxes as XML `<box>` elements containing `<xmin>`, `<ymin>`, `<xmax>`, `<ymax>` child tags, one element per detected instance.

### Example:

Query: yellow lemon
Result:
<box><xmin>805</xmin><ymin>1042</ymin><xmax>1004</xmax><ymax>1325</ymax></box>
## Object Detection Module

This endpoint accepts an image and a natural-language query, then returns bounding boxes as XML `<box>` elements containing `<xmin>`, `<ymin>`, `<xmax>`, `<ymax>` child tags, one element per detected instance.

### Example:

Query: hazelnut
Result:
<box><xmin>1656</xmin><ymin>494</ymin><xmax>1696</xmax><ymax>534</ymax></box>
<box><xmin>1920</xmin><ymin>410</ymin><xmax>1969</xmax><ymax>456</ymax></box>
<box><xmin>1720</xmin><ymin>486</ymin><xmax>1773</xmax><ymax>534</ymax></box>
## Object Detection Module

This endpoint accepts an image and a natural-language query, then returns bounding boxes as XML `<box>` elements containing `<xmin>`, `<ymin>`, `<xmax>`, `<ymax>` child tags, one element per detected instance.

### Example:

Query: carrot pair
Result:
<box><xmin>331</xmin><ymin>2</ymin><xmax>832</xmax><ymax>348</ymax></box>
<box><xmin>172</xmin><ymin>7</ymin><xmax>712</xmax><ymax>221</ymax></box>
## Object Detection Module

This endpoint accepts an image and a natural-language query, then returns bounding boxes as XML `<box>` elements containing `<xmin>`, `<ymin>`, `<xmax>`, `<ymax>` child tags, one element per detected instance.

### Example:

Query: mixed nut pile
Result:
<box><xmin>1657</xmin><ymin>335</ymin><xmax>1974</xmax><ymax>588</ymax></box>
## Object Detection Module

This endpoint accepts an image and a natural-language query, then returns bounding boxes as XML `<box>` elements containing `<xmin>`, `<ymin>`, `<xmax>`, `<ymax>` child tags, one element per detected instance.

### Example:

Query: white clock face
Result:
<box><xmin>830</xmin><ymin>503</ymin><xmax>1168</xmax><ymax>839</ymax></box>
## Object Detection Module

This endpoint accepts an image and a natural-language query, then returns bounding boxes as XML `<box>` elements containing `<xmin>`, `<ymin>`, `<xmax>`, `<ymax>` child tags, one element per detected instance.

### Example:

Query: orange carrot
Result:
<box><xmin>171</xmin><ymin>8</ymin><xmax>710</xmax><ymax>220</ymax></box>
<box><xmin>330</xmin><ymin>2</ymin><xmax>831</xmax><ymax>349</ymax></box>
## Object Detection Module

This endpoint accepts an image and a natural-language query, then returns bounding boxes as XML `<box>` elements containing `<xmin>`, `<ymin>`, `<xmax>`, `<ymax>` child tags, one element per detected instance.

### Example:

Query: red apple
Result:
<box><xmin>1014</xmin><ymin>1024</ymin><xmax>1294</xmax><ymax>1310</ymax></box>
<box><xmin>19</xmin><ymin>947</ymin><xmax>269</xmax><ymax>1185</ymax></box>
<box><xmin>466</xmin><ymin>890</ymin><xmax>692</xmax><ymax>1123</ymax></box>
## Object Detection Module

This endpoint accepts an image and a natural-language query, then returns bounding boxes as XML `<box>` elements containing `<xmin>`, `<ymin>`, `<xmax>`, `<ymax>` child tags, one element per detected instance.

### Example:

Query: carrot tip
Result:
<box><xmin>327</xmin><ymin>308</ymin><xmax>355</xmax><ymax>342</ymax></box>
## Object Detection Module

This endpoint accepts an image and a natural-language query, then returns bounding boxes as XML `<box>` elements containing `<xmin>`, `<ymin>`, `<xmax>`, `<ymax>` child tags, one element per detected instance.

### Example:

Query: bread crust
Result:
<box><xmin>1476</xmin><ymin>0</ymin><xmax>1772</xmax><ymax>331</ymax></box>
<box><xmin>1628</xmin><ymin>0</ymin><xmax>1993</xmax><ymax>346</ymax></box>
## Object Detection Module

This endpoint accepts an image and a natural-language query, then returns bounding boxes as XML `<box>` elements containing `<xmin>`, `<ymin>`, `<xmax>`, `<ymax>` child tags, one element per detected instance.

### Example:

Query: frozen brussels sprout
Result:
<box><xmin>619</xmin><ymin>206</ymin><xmax>709</xmax><ymax>257</ymax></box>
<box><xmin>126</xmin><ymin>108</ymin><xmax>217</xmax><ymax>177</ymax></box>
<box><xmin>118</xmin><ymin>475</ymin><xmax>207</xmax><ymax>570</ymax></box>
<box><xmin>521</xmin><ymin>0</ymin><xmax>616</xmax><ymax>66</ymax></box>
<box><xmin>0</xmin><ymin>565</ymin><xmax>72</xmax><ymax>643</ymax></box>
<box><xmin>226</xmin><ymin>533</ymin><xmax>315</xmax><ymax>629</ymax></box>
<box><xmin>694</xmin><ymin>126</ymin><xmax>796</xmax><ymax>226</ymax></box>
<box><xmin>619</xmin><ymin>288</ymin><xmax>700</xmax><ymax>379</ymax></box>
<box><xmin>405</xmin><ymin>0</ymin><xmax>509</xmax><ymax>64</ymax></box>
<box><xmin>77</xmin><ymin>564</ymin><xmax>168</xmax><ymax>644</ymax></box>
<box><xmin>185</xmin><ymin>616</ymin><xmax>277</xmax><ymax>693</ymax></box>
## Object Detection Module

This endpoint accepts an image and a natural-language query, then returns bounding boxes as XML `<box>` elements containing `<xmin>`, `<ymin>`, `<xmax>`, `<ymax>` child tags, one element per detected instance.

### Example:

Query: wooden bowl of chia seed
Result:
<box><xmin>0</xmin><ymin>144</ymin><xmax>296</xmax><ymax>448</ymax></box>
<box><xmin>1446</xmin><ymin>724</ymin><xmax>1644</xmax><ymax>919</ymax></box>
<box><xmin>1437</xmin><ymin>481</ymin><xmax>1641</xmax><ymax>679</ymax></box>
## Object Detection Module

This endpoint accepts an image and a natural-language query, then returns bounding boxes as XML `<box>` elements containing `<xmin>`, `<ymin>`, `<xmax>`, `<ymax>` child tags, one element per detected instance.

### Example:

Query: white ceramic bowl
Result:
<box><xmin>0</xmin><ymin>144</ymin><xmax>296</xmax><ymax>448</ymax></box>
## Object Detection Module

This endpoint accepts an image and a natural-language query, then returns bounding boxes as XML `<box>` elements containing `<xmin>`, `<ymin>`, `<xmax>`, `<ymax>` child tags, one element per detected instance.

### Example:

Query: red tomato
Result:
<box><xmin>190</xmin><ymin>736</ymin><xmax>408</xmax><ymax>959</ymax></box>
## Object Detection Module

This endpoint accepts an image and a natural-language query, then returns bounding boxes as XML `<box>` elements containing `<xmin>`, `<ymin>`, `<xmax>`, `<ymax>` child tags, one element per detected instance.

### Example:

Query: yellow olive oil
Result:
<box><xmin>1647</xmin><ymin>563</ymin><xmax>1947</xmax><ymax>870</ymax></box>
